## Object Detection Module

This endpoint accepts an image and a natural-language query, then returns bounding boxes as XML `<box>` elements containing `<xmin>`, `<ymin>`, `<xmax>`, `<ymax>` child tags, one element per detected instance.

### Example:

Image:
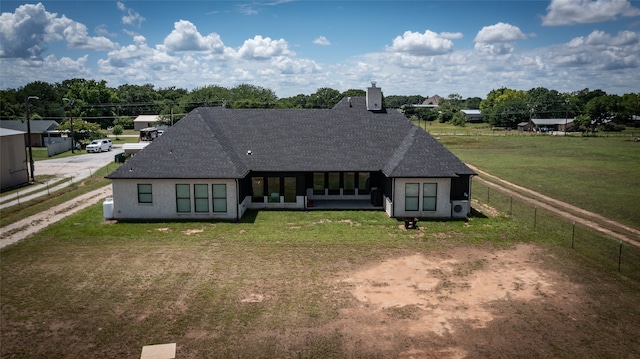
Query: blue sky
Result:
<box><xmin>1</xmin><ymin>0</ymin><xmax>639</xmax><ymax>98</ymax></box>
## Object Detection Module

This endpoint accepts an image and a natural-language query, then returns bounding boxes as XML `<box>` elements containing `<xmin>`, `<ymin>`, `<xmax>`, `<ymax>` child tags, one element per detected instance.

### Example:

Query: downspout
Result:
<box><xmin>391</xmin><ymin>178</ymin><xmax>395</xmax><ymax>217</ymax></box>
<box><xmin>236</xmin><ymin>179</ymin><xmax>240</xmax><ymax>223</ymax></box>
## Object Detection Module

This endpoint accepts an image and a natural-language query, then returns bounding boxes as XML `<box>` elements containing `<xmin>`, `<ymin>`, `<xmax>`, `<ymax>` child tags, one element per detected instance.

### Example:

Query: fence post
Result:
<box><xmin>571</xmin><ymin>221</ymin><xmax>575</xmax><ymax>249</ymax></box>
<box><xmin>618</xmin><ymin>240</ymin><xmax>623</xmax><ymax>272</ymax></box>
<box><xmin>16</xmin><ymin>189</ymin><xmax>20</xmax><ymax>205</ymax></box>
<box><xmin>487</xmin><ymin>186</ymin><xmax>490</xmax><ymax>203</ymax></box>
<box><xmin>533</xmin><ymin>206</ymin><xmax>537</xmax><ymax>229</ymax></box>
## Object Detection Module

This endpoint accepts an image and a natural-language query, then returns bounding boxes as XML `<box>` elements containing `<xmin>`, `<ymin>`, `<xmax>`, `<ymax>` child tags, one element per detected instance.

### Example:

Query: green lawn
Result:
<box><xmin>2</xmin><ymin>206</ymin><xmax>639</xmax><ymax>358</ymax></box>
<box><xmin>437</xmin><ymin>134</ymin><xmax>640</xmax><ymax>229</ymax></box>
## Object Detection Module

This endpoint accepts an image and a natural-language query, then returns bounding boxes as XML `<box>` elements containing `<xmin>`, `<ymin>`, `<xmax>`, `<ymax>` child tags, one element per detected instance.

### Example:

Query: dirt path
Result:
<box><xmin>0</xmin><ymin>185</ymin><xmax>112</xmax><ymax>249</ymax></box>
<box><xmin>467</xmin><ymin>164</ymin><xmax>640</xmax><ymax>247</ymax></box>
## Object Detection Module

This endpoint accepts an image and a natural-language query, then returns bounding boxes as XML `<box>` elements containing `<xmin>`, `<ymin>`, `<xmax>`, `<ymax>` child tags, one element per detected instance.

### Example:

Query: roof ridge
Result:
<box><xmin>383</xmin><ymin>126</ymin><xmax>418</xmax><ymax>176</ymax></box>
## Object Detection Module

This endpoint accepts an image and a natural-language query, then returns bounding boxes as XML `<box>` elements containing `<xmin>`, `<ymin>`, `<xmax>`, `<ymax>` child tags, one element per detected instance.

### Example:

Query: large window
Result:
<box><xmin>176</xmin><ymin>184</ymin><xmax>191</xmax><ymax>212</ymax></box>
<box><xmin>252</xmin><ymin>177</ymin><xmax>264</xmax><ymax>202</ymax></box>
<box><xmin>328</xmin><ymin>172</ymin><xmax>340</xmax><ymax>195</ymax></box>
<box><xmin>137</xmin><ymin>184</ymin><xmax>152</xmax><ymax>203</ymax></box>
<box><xmin>212</xmin><ymin>184</ymin><xmax>227</xmax><ymax>212</ymax></box>
<box><xmin>268</xmin><ymin>177</ymin><xmax>280</xmax><ymax>203</ymax></box>
<box><xmin>343</xmin><ymin>172</ymin><xmax>355</xmax><ymax>195</ymax></box>
<box><xmin>194</xmin><ymin>184</ymin><xmax>209</xmax><ymax>213</ymax></box>
<box><xmin>284</xmin><ymin>177</ymin><xmax>296</xmax><ymax>203</ymax></box>
<box><xmin>405</xmin><ymin>183</ymin><xmax>419</xmax><ymax>211</ymax></box>
<box><xmin>358</xmin><ymin>172</ymin><xmax>370</xmax><ymax>195</ymax></box>
<box><xmin>313</xmin><ymin>172</ymin><xmax>325</xmax><ymax>195</ymax></box>
<box><xmin>423</xmin><ymin>183</ymin><xmax>437</xmax><ymax>211</ymax></box>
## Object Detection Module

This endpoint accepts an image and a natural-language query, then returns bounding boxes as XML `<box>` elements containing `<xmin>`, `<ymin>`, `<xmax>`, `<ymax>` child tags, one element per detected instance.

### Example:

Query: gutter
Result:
<box><xmin>236</xmin><ymin>179</ymin><xmax>240</xmax><ymax>223</ymax></box>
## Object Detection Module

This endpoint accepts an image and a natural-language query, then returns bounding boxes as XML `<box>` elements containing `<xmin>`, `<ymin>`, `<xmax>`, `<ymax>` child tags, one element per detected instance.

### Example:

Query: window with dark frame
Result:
<box><xmin>423</xmin><ymin>183</ymin><xmax>437</xmax><ymax>211</ymax></box>
<box><xmin>313</xmin><ymin>172</ymin><xmax>325</xmax><ymax>195</ymax></box>
<box><xmin>328</xmin><ymin>172</ymin><xmax>340</xmax><ymax>195</ymax></box>
<box><xmin>212</xmin><ymin>184</ymin><xmax>227</xmax><ymax>212</ymax></box>
<box><xmin>284</xmin><ymin>177</ymin><xmax>296</xmax><ymax>203</ymax></box>
<box><xmin>176</xmin><ymin>184</ymin><xmax>191</xmax><ymax>212</ymax></box>
<box><xmin>268</xmin><ymin>177</ymin><xmax>280</xmax><ymax>203</ymax></box>
<box><xmin>358</xmin><ymin>172</ymin><xmax>370</xmax><ymax>195</ymax></box>
<box><xmin>252</xmin><ymin>177</ymin><xmax>264</xmax><ymax>202</ymax></box>
<box><xmin>343</xmin><ymin>172</ymin><xmax>355</xmax><ymax>195</ymax></box>
<box><xmin>137</xmin><ymin>184</ymin><xmax>152</xmax><ymax>203</ymax></box>
<box><xmin>405</xmin><ymin>183</ymin><xmax>419</xmax><ymax>211</ymax></box>
<box><xmin>194</xmin><ymin>184</ymin><xmax>209</xmax><ymax>213</ymax></box>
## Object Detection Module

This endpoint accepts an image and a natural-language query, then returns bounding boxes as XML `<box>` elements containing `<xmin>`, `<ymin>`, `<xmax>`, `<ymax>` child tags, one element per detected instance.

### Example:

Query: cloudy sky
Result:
<box><xmin>1</xmin><ymin>0</ymin><xmax>639</xmax><ymax>98</ymax></box>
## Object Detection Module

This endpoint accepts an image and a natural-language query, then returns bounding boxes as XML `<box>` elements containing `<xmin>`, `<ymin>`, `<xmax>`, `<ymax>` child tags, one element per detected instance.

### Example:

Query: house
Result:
<box><xmin>413</xmin><ymin>94</ymin><xmax>443</xmax><ymax>108</ymax></box>
<box><xmin>461</xmin><ymin>109</ymin><xmax>483</xmax><ymax>123</ymax></box>
<box><xmin>0</xmin><ymin>120</ymin><xmax>60</xmax><ymax>147</ymax></box>
<box><xmin>133</xmin><ymin>115</ymin><xmax>161</xmax><ymax>131</ymax></box>
<box><xmin>1</xmin><ymin>128</ymin><xmax>29</xmax><ymax>190</ymax></box>
<box><xmin>106</xmin><ymin>84</ymin><xmax>476</xmax><ymax>221</ymax></box>
<box><xmin>531</xmin><ymin>118</ymin><xmax>574</xmax><ymax>132</ymax></box>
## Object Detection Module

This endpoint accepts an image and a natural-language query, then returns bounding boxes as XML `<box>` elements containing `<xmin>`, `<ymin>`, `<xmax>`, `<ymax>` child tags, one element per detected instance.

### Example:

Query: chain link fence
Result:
<box><xmin>471</xmin><ymin>179</ymin><xmax>640</xmax><ymax>279</ymax></box>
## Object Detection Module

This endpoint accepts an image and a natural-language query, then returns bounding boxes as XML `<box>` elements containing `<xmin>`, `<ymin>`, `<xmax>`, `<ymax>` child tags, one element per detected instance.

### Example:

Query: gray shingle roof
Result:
<box><xmin>107</xmin><ymin>97</ymin><xmax>474</xmax><ymax>179</ymax></box>
<box><xmin>0</xmin><ymin>120</ymin><xmax>59</xmax><ymax>133</ymax></box>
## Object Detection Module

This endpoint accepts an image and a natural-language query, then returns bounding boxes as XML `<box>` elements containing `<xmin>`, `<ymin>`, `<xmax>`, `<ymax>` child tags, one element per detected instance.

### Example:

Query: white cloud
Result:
<box><xmin>474</xmin><ymin>22</ymin><xmax>527</xmax><ymax>43</ymax></box>
<box><xmin>117</xmin><ymin>2</ymin><xmax>145</xmax><ymax>27</ymax></box>
<box><xmin>0</xmin><ymin>3</ymin><xmax>117</xmax><ymax>59</ymax></box>
<box><xmin>163</xmin><ymin>20</ymin><xmax>225</xmax><ymax>53</ymax></box>
<box><xmin>440</xmin><ymin>32</ymin><xmax>464</xmax><ymax>40</ymax></box>
<box><xmin>235</xmin><ymin>35</ymin><xmax>294</xmax><ymax>59</ymax></box>
<box><xmin>542</xmin><ymin>0</ymin><xmax>640</xmax><ymax>26</ymax></box>
<box><xmin>386</xmin><ymin>30</ymin><xmax>455</xmax><ymax>56</ymax></box>
<box><xmin>271</xmin><ymin>57</ymin><xmax>321</xmax><ymax>74</ymax></box>
<box><xmin>313</xmin><ymin>36</ymin><xmax>331</xmax><ymax>46</ymax></box>
<box><xmin>0</xmin><ymin>54</ymin><xmax>91</xmax><ymax>89</ymax></box>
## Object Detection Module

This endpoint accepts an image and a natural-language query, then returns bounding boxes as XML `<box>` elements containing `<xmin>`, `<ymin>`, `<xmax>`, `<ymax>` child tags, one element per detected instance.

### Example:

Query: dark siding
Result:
<box><xmin>450</xmin><ymin>175</ymin><xmax>471</xmax><ymax>201</ymax></box>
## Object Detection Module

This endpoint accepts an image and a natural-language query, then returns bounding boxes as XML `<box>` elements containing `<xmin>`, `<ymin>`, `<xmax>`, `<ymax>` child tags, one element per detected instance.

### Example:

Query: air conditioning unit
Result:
<box><xmin>451</xmin><ymin>200</ymin><xmax>470</xmax><ymax>219</ymax></box>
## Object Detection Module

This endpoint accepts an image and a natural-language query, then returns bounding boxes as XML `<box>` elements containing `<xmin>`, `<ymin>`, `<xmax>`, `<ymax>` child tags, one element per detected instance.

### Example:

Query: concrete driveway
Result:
<box><xmin>1</xmin><ymin>146</ymin><xmax>123</xmax><ymax>209</ymax></box>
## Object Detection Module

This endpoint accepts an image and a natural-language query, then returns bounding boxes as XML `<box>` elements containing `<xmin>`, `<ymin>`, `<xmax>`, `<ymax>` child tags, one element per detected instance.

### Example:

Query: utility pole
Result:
<box><xmin>25</xmin><ymin>96</ymin><xmax>39</xmax><ymax>182</ymax></box>
<box><xmin>63</xmin><ymin>98</ymin><xmax>75</xmax><ymax>153</ymax></box>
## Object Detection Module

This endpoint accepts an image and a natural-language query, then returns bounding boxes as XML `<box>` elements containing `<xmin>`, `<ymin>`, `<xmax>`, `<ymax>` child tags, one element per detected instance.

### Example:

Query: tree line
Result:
<box><xmin>2</xmin><ymin>78</ymin><xmax>638</xmax><ymax>135</ymax></box>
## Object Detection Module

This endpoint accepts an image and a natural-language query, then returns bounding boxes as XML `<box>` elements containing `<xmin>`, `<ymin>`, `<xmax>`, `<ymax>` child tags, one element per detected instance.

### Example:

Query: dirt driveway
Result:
<box><xmin>467</xmin><ymin>164</ymin><xmax>640</xmax><ymax>247</ymax></box>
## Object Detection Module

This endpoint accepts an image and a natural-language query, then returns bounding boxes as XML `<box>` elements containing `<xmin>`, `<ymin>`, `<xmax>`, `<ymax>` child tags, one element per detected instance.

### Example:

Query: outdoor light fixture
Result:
<box><xmin>63</xmin><ymin>98</ymin><xmax>75</xmax><ymax>153</ymax></box>
<box><xmin>25</xmin><ymin>96</ymin><xmax>39</xmax><ymax>181</ymax></box>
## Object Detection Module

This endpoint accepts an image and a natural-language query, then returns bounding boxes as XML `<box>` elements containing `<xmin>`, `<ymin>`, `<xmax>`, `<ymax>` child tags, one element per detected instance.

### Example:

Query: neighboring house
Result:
<box><xmin>461</xmin><ymin>109</ymin><xmax>483</xmax><ymax>123</ymax></box>
<box><xmin>107</xmin><ymin>84</ymin><xmax>476</xmax><ymax>221</ymax></box>
<box><xmin>517</xmin><ymin>122</ymin><xmax>531</xmax><ymax>132</ymax></box>
<box><xmin>1</xmin><ymin>128</ymin><xmax>29</xmax><ymax>190</ymax></box>
<box><xmin>133</xmin><ymin>115</ymin><xmax>161</xmax><ymax>131</ymax></box>
<box><xmin>413</xmin><ymin>94</ymin><xmax>443</xmax><ymax>108</ymax></box>
<box><xmin>0</xmin><ymin>120</ymin><xmax>60</xmax><ymax>147</ymax></box>
<box><xmin>532</xmin><ymin>118</ymin><xmax>574</xmax><ymax>132</ymax></box>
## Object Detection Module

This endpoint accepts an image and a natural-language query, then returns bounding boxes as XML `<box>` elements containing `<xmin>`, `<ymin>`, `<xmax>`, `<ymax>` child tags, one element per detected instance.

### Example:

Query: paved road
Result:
<box><xmin>0</xmin><ymin>146</ymin><xmax>123</xmax><ymax>209</ymax></box>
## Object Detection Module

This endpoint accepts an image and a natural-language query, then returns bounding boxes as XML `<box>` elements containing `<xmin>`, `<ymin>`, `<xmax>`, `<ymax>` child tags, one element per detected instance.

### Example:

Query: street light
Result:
<box><xmin>25</xmin><ymin>96</ymin><xmax>39</xmax><ymax>182</ymax></box>
<box><xmin>63</xmin><ymin>98</ymin><xmax>75</xmax><ymax>153</ymax></box>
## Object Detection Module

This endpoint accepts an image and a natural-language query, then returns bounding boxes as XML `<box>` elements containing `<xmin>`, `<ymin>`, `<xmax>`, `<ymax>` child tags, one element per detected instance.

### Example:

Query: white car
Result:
<box><xmin>86</xmin><ymin>139</ymin><xmax>112</xmax><ymax>153</ymax></box>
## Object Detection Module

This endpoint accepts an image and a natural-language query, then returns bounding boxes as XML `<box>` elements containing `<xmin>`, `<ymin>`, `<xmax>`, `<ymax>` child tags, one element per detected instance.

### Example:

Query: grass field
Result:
<box><xmin>2</xmin><ymin>123</ymin><xmax>640</xmax><ymax>357</ymax></box>
<box><xmin>2</xmin><ymin>205</ymin><xmax>640</xmax><ymax>358</ymax></box>
<box><xmin>432</xmin><ymin>131</ymin><xmax>640</xmax><ymax>229</ymax></box>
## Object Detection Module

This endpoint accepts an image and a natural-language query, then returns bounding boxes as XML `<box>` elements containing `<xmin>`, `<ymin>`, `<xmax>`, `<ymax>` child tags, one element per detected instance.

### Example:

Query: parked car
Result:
<box><xmin>86</xmin><ymin>139</ymin><xmax>112</xmax><ymax>153</ymax></box>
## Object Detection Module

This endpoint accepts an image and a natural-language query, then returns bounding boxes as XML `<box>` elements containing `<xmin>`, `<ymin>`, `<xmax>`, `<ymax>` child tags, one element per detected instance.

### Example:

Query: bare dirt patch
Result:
<box><xmin>333</xmin><ymin>243</ymin><xmax>583</xmax><ymax>357</ymax></box>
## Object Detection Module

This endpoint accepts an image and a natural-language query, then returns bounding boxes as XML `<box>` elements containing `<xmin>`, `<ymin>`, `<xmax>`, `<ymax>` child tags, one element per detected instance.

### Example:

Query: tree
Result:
<box><xmin>58</xmin><ymin>78</ymin><xmax>119</xmax><ymax>128</ymax></box>
<box><xmin>57</xmin><ymin>119</ymin><xmax>104</xmax><ymax>145</ymax></box>
<box><xmin>307</xmin><ymin>87</ymin><xmax>342</xmax><ymax>108</ymax></box>
<box><xmin>112</xmin><ymin>125</ymin><xmax>124</xmax><ymax>140</ymax></box>
<box><xmin>480</xmin><ymin>88</ymin><xmax>529</xmax><ymax>127</ymax></box>
<box><xmin>465</xmin><ymin>97</ymin><xmax>482</xmax><ymax>109</ymax></box>
<box><xmin>585</xmin><ymin>95</ymin><xmax>621</xmax><ymax>131</ymax></box>
<box><xmin>113</xmin><ymin>116</ymin><xmax>134</xmax><ymax>129</ymax></box>
<box><xmin>527</xmin><ymin>87</ymin><xmax>566</xmax><ymax>118</ymax></box>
